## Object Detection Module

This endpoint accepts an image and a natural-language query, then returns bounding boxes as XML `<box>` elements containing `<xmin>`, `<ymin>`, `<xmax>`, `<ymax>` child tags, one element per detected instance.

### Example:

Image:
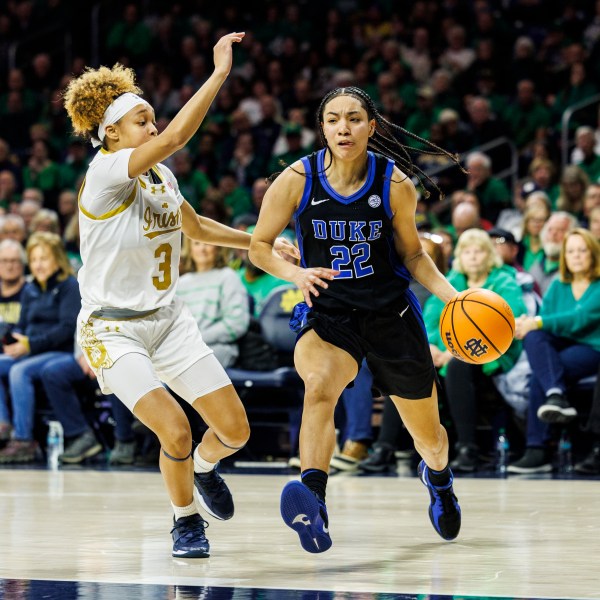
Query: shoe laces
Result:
<box><xmin>196</xmin><ymin>469</ymin><xmax>228</xmax><ymax>499</ymax></box>
<box><xmin>171</xmin><ymin>515</ymin><xmax>209</xmax><ymax>542</ymax></box>
<box><xmin>434</xmin><ymin>485</ymin><xmax>458</xmax><ymax>514</ymax></box>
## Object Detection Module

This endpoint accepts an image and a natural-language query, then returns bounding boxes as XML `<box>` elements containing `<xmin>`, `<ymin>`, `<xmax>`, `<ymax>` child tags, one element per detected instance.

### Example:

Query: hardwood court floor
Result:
<box><xmin>0</xmin><ymin>467</ymin><xmax>599</xmax><ymax>599</ymax></box>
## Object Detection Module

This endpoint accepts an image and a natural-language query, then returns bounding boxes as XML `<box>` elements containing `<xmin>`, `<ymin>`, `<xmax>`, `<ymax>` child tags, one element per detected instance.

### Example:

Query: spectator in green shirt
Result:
<box><xmin>171</xmin><ymin>148</ymin><xmax>211</xmax><ymax>213</ymax></box>
<box><xmin>572</xmin><ymin>126</ymin><xmax>600</xmax><ymax>183</ymax></box>
<box><xmin>503</xmin><ymin>79</ymin><xmax>550</xmax><ymax>150</ymax></box>
<box><xmin>465</xmin><ymin>151</ymin><xmax>511</xmax><ymax>222</ymax></box>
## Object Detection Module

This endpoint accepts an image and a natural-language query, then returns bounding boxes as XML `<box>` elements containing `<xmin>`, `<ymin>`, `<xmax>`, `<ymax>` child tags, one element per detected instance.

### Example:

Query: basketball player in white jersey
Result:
<box><xmin>63</xmin><ymin>32</ymin><xmax>299</xmax><ymax>558</ymax></box>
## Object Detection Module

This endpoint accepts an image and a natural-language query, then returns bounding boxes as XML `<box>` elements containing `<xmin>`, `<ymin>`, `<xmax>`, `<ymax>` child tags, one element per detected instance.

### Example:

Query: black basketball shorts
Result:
<box><xmin>304</xmin><ymin>296</ymin><xmax>436</xmax><ymax>400</ymax></box>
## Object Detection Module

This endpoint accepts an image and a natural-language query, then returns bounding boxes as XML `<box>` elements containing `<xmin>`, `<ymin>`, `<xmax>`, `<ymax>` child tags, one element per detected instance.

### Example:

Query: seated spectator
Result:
<box><xmin>582</xmin><ymin>183</ymin><xmax>600</xmax><ymax>229</ymax></box>
<box><xmin>19</xmin><ymin>199</ymin><xmax>41</xmax><ymax>233</ymax></box>
<box><xmin>0</xmin><ymin>239</ymin><xmax>26</xmax><ymax>326</ymax></box>
<box><xmin>423</xmin><ymin>228</ymin><xmax>527</xmax><ymax>472</ymax></box>
<box><xmin>489</xmin><ymin>227</ymin><xmax>542</xmax><ymax>312</ymax></box>
<box><xmin>529</xmin><ymin>211</ymin><xmax>578</xmax><ymax>295</ymax></box>
<box><xmin>0</xmin><ymin>170</ymin><xmax>20</xmax><ymax>213</ymax></box>
<box><xmin>30</xmin><ymin>208</ymin><xmax>60</xmax><ymax>234</ymax></box>
<box><xmin>177</xmin><ymin>239</ymin><xmax>250</xmax><ymax>368</ymax></box>
<box><xmin>503</xmin><ymin>79</ymin><xmax>550</xmax><ymax>151</ymax></box>
<box><xmin>572</xmin><ymin>126</ymin><xmax>600</xmax><ymax>183</ymax></box>
<box><xmin>509</xmin><ymin>228</ymin><xmax>600</xmax><ymax>473</ymax></box>
<box><xmin>268</xmin><ymin>123</ymin><xmax>309</xmax><ymax>175</ymax></box>
<box><xmin>465</xmin><ymin>151</ymin><xmax>512</xmax><ymax>223</ymax></box>
<box><xmin>0</xmin><ymin>214</ymin><xmax>27</xmax><ymax>245</ymax></box>
<box><xmin>517</xmin><ymin>197</ymin><xmax>551</xmax><ymax>271</ymax></box>
<box><xmin>450</xmin><ymin>201</ymin><xmax>482</xmax><ymax>238</ymax></box>
<box><xmin>554</xmin><ymin>165</ymin><xmax>589</xmax><ymax>217</ymax></box>
<box><xmin>0</xmin><ymin>232</ymin><xmax>80</xmax><ymax>463</ymax></box>
<box><xmin>57</xmin><ymin>189</ymin><xmax>77</xmax><ymax>233</ymax></box>
<box><xmin>38</xmin><ymin>346</ymin><xmax>103</xmax><ymax>464</ymax></box>
<box><xmin>520</xmin><ymin>158</ymin><xmax>557</xmax><ymax>205</ymax></box>
<box><xmin>21</xmin><ymin>139</ymin><xmax>61</xmax><ymax>208</ymax></box>
<box><xmin>237</xmin><ymin>226</ymin><xmax>291</xmax><ymax>318</ymax></box>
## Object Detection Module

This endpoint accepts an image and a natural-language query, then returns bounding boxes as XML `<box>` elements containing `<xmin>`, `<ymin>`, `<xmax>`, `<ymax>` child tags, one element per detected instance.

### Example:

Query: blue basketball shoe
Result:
<box><xmin>193</xmin><ymin>465</ymin><xmax>234</xmax><ymax>520</ymax></box>
<box><xmin>280</xmin><ymin>480</ymin><xmax>332</xmax><ymax>553</ymax></box>
<box><xmin>418</xmin><ymin>460</ymin><xmax>461</xmax><ymax>540</ymax></box>
<box><xmin>171</xmin><ymin>514</ymin><xmax>210</xmax><ymax>558</ymax></box>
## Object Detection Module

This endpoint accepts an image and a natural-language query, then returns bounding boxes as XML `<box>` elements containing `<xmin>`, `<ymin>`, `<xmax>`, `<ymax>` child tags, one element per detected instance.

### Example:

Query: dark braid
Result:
<box><xmin>314</xmin><ymin>86</ymin><xmax>466</xmax><ymax>199</ymax></box>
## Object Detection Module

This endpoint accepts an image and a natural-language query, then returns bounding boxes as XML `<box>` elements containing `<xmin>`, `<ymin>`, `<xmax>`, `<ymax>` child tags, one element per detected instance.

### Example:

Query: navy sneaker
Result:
<box><xmin>171</xmin><ymin>514</ymin><xmax>210</xmax><ymax>558</ymax></box>
<box><xmin>418</xmin><ymin>460</ymin><xmax>461</xmax><ymax>541</ymax></box>
<box><xmin>280</xmin><ymin>480</ymin><xmax>332</xmax><ymax>553</ymax></box>
<box><xmin>193</xmin><ymin>466</ymin><xmax>234</xmax><ymax>520</ymax></box>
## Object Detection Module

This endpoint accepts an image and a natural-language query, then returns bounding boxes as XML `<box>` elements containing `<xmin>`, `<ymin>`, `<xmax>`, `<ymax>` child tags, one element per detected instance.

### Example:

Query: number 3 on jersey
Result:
<box><xmin>330</xmin><ymin>243</ymin><xmax>373</xmax><ymax>278</ymax></box>
<box><xmin>153</xmin><ymin>243</ymin><xmax>172</xmax><ymax>290</ymax></box>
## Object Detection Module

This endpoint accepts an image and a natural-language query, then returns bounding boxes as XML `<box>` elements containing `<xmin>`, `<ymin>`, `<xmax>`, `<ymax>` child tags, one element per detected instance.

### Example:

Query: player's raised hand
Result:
<box><xmin>293</xmin><ymin>267</ymin><xmax>339</xmax><ymax>307</ymax></box>
<box><xmin>213</xmin><ymin>32</ymin><xmax>245</xmax><ymax>77</ymax></box>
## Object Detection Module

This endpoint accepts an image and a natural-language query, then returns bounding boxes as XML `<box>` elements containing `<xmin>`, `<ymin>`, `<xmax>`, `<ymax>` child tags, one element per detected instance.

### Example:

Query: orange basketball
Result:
<box><xmin>439</xmin><ymin>288</ymin><xmax>515</xmax><ymax>365</ymax></box>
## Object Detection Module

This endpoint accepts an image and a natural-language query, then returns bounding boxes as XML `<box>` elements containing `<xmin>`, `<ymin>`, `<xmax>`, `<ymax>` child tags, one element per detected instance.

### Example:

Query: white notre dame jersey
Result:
<box><xmin>78</xmin><ymin>148</ymin><xmax>184</xmax><ymax>313</ymax></box>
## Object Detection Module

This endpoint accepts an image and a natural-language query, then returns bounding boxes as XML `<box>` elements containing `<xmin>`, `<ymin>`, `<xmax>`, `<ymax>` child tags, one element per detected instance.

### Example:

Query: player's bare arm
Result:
<box><xmin>180</xmin><ymin>200</ymin><xmax>299</xmax><ymax>259</ymax></box>
<box><xmin>127</xmin><ymin>32</ymin><xmax>245</xmax><ymax>178</ymax></box>
<box><xmin>389</xmin><ymin>170</ymin><xmax>457</xmax><ymax>304</ymax></box>
<box><xmin>249</xmin><ymin>163</ymin><xmax>338</xmax><ymax>307</ymax></box>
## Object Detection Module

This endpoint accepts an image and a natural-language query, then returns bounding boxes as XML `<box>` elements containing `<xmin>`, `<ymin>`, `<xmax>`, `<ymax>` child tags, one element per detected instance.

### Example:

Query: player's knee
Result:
<box><xmin>218</xmin><ymin>419</ymin><xmax>250</xmax><ymax>449</ymax></box>
<box><xmin>304</xmin><ymin>371</ymin><xmax>337</xmax><ymax>403</ymax></box>
<box><xmin>415</xmin><ymin>426</ymin><xmax>446</xmax><ymax>456</ymax></box>
<box><xmin>160</xmin><ymin>427</ymin><xmax>193</xmax><ymax>459</ymax></box>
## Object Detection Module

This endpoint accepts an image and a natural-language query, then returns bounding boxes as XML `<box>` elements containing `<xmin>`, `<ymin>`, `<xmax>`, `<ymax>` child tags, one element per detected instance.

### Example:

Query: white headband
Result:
<box><xmin>92</xmin><ymin>92</ymin><xmax>151</xmax><ymax>147</ymax></box>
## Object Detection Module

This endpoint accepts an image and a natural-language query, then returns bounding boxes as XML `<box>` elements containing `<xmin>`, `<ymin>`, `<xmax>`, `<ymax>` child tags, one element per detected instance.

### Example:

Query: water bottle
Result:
<box><xmin>46</xmin><ymin>421</ymin><xmax>64</xmax><ymax>470</ymax></box>
<box><xmin>496</xmin><ymin>428</ymin><xmax>510</xmax><ymax>474</ymax></box>
<box><xmin>558</xmin><ymin>429</ymin><xmax>573</xmax><ymax>474</ymax></box>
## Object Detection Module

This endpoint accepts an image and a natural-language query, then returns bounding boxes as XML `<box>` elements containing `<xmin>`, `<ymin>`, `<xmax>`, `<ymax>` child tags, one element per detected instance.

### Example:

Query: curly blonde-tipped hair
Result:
<box><xmin>63</xmin><ymin>63</ymin><xmax>142</xmax><ymax>140</ymax></box>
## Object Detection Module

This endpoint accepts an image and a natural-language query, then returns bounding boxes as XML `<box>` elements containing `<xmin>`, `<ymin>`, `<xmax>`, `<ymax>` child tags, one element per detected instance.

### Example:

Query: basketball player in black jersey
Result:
<box><xmin>249</xmin><ymin>87</ymin><xmax>463</xmax><ymax>553</ymax></box>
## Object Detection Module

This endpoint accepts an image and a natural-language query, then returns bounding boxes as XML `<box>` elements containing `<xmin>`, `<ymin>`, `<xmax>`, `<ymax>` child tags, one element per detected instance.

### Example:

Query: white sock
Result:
<box><xmin>172</xmin><ymin>500</ymin><xmax>197</xmax><ymax>520</ymax></box>
<box><xmin>193</xmin><ymin>446</ymin><xmax>217</xmax><ymax>474</ymax></box>
<box><xmin>546</xmin><ymin>388</ymin><xmax>563</xmax><ymax>398</ymax></box>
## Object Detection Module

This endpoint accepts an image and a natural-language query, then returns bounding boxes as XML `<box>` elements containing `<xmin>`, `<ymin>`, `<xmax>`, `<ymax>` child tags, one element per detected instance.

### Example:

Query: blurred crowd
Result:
<box><xmin>0</xmin><ymin>0</ymin><xmax>600</xmax><ymax>473</ymax></box>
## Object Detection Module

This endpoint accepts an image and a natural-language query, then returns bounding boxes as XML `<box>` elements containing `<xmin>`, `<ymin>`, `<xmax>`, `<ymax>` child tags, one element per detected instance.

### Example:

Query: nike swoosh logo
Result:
<box><xmin>399</xmin><ymin>305</ymin><xmax>409</xmax><ymax>318</ymax></box>
<box><xmin>311</xmin><ymin>198</ymin><xmax>330</xmax><ymax>205</ymax></box>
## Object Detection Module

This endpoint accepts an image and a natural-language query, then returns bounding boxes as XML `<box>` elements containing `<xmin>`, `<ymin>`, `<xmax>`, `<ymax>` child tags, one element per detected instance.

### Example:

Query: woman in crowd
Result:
<box><xmin>509</xmin><ymin>228</ymin><xmax>600</xmax><ymax>473</ymax></box>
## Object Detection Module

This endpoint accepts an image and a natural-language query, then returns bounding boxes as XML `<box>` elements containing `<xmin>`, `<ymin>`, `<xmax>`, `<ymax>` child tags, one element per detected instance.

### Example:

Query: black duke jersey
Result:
<box><xmin>294</xmin><ymin>150</ymin><xmax>411</xmax><ymax>311</ymax></box>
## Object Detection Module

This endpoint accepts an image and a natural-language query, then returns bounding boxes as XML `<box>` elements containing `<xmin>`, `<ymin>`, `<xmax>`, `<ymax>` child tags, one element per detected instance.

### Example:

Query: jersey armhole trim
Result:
<box><xmin>382</xmin><ymin>158</ymin><xmax>395</xmax><ymax>220</ymax></box>
<box><xmin>295</xmin><ymin>156</ymin><xmax>313</xmax><ymax>215</ymax></box>
<box><xmin>78</xmin><ymin>178</ymin><xmax>138</xmax><ymax>221</ymax></box>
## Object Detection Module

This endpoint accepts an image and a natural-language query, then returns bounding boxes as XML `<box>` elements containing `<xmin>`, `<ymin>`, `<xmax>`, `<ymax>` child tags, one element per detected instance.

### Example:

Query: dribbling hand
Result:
<box><xmin>293</xmin><ymin>267</ymin><xmax>339</xmax><ymax>308</ymax></box>
<box><xmin>213</xmin><ymin>32</ymin><xmax>245</xmax><ymax>77</ymax></box>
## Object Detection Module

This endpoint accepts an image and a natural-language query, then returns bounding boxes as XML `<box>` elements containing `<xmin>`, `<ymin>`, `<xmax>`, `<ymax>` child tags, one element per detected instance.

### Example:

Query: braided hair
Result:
<box><xmin>313</xmin><ymin>86</ymin><xmax>466</xmax><ymax>199</ymax></box>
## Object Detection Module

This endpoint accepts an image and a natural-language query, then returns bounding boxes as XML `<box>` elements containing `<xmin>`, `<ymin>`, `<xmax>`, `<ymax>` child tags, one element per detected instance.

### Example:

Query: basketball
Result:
<box><xmin>439</xmin><ymin>288</ymin><xmax>515</xmax><ymax>365</ymax></box>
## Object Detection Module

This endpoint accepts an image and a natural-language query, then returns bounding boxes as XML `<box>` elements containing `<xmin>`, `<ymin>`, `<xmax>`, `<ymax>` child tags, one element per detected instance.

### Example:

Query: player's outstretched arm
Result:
<box><xmin>180</xmin><ymin>200</ymin><xmax>299</xmax><ymax>260</ymax></box>
<box><xmin>128</xmin><ymin>32</ymin><xmax>245</xmax><ymax>178</ymax></box>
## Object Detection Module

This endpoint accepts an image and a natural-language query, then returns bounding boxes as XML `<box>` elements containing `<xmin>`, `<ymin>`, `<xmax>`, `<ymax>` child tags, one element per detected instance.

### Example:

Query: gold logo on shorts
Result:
<box><xmin>80</xmin><ymin>319</ymin><xmax>114</xmax><ymax>370</ymax></box>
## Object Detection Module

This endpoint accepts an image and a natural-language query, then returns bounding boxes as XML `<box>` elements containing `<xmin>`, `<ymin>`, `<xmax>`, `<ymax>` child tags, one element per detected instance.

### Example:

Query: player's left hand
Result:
<box><xmin>272</xmin><ymin>237</ymin><xmax>301</xmax><ymax>264</ymax></box>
